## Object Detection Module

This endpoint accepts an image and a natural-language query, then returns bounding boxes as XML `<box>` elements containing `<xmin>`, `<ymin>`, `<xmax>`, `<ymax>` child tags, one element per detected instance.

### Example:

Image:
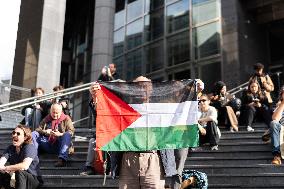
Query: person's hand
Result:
<box><xmin>198</xmin><ymin>124</ymin><xmax>206</xmax><ymax>136</ymax></box>
<box><xmin>101</xmin><ymin>66</ymin><xmax>107</xmax><ymax>75</ymax></box>
<box><xmin>60</xmin><ymin>101</ymin><xmax>67</xmax><ymax>108</ymax></box>
<box><xmin>107</xmin><ymin>67</ymin><xmax>112</xmax><ymax>77</ymax></box>
<box><xmin>254</xmin><ymin>102</ymin><xmax>261</xmax><ymax>107</ymax></box>
<box><xmin>45</xmin><ymin>129</ymin><xmax>52</xmax><ymax>135</ymax></box>
<box><xmin>51</xmin><ymin>130</ymin><xmax>63</xmax><ymax>137</ymax></box>
<box><xmin>35</xmin><ymin>104</ymin><xmax>41</xmax><ymax>109</ymax></box>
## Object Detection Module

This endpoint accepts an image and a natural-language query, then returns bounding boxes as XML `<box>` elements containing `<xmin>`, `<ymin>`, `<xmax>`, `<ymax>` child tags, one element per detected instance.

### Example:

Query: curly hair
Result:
<box><xmin>16</xmin><ymin>124</ymin><xmax>33</xmax><ymax>144</ymax></box>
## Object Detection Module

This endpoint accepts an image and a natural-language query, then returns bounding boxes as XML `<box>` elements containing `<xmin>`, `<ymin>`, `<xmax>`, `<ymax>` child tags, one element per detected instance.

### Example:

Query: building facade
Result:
<box><xmin>11</xmin><ymin>0</ymin><xmax>284</xmax><ymax>94</ymax></box>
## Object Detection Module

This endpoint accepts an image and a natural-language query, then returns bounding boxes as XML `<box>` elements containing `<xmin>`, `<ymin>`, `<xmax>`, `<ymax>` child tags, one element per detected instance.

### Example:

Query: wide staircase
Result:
<box><xmin>1</xmin><ymin>119</ymin><xmax>284</xmax><ymax>188</ymax></box>
<box><xmin>1</xmin><ymin>82</ymin><xmax>284</xmax><ymax>188</ymax></box>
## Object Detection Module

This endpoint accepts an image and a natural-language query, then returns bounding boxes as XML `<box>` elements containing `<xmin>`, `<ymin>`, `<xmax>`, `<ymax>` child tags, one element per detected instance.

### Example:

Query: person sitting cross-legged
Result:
<box><xmin>32</xmin><ymin>103</ymin><xmax>75</xmax><ymax>167</ymax></box>
<box><xmin>270</xmin><ymin>86</ymin><xmax>284</xmax><ymax>165</ymax></box>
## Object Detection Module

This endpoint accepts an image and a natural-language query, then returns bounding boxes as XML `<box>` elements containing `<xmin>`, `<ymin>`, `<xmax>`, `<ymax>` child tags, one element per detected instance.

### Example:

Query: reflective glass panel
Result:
<box><xmin>167</xmin><ymin>31</ymin><xmax>190</xmax><ymax>66</ymax></box>
<box><xmin>166</xmin><ymin>0</ymin><xmax>189</xmax><ymax>33</ymax></box>
<box><xmin>192</xmin><ymin>0</ymin><xmax>219</xmax><ymax>25</ymax></box>
<box><xmin>113</xmin><ymin>28</ymin><xmax>125</xmax><ymax>57</ymax></box>
<box><xmin>145</xmin><ymin>0</ymin><xmax>164</xmax><ymax>13</ymax></box>
<box><xmin>126</xmin><ymin>49</ymin><xmax>142</xmax><ymax>80</ymax></box>
<box><xmin>126</xmin><ymin>19</ymin><xmax>143</xmax><ymax>50</ymax></box>
<box><xmin>144</xmin><ymin>9</ymin><xmax>164</xmax><ymax>42</ymax></box>
<box><xmin>115</xmin><ymin>10</ymin><xmax>125</xmax><ymax>30</ymax></box>
<box><xmin>144</xmin><ymin>41</ymin><xmax>164</xmax><ymax>73</ymax></box>
<box><xmin>200</xmin><ymin>62</ymin><xmax>221</xmax><ymax>92</ymax></box>
<box><xmin>127</xmin><ymin>0</ymin><xmax>143</xmax><ymax>22</ymax></box>
<box><xmin>194</xmin><ymin>21</ymin><xmax>220</xmax><ymax>59</ymax></box>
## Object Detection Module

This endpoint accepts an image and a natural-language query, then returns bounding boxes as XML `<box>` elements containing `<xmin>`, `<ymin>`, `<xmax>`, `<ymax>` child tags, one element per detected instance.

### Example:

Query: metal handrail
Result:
<box><xmin>72</xmin><ymin>116</ymin><xmax>90</xmax><ymax>125</ymax></box>
<box><xmin>0</xmin><ymin>83</ymin><xmax>93</xmax><ymax>113</ymax></box>
<box><xmin>0</xmin><ymin>82</ymin><xmax>93</xmax><ymax>110</ymax></box>
<box><xmin>0</xmin><ymin>82</ymin><xmax>31</xmax><ymax>92</ymax></box>
<box><xmin>227</xmin><ymin>81</ymin><xmax>249</xmax><ymax>94</ymax></box>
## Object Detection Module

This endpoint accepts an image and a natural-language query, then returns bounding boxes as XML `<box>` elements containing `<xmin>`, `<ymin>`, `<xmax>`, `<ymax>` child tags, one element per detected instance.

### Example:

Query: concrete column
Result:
<box><xmin>221</xmin><ymin>0</ymin><xmax>241</xmax><ymax>88</ymax></box>
<box><xmin>91</xmin><ymin>0</ymin><xmax>115</xmax><ymax>81</ymax></box>
<box><xmin>12</xmin><ymin>0</ymin><xmax>66</xmax><ymax>92</ymax></box>
<box><xmin>36</xmin><ymin>0</ymin><xmax>66</xmax><ymax>91</ymax></box>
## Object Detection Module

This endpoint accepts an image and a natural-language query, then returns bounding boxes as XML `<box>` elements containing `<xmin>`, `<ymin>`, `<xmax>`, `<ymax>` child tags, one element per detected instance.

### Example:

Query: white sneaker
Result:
<box><xmin>211</xmin><ymin>145</ymin><xmax>218</xmax><ymax>151</ymax></box>
<box><xmin>247</xmin><ymin>126</ymin><xmax>254</xmax><ymax>132</ymax></box>
<box><xmin>230</xmin><ymin>127</ymin><xmax>235</xmax><ymax>132</ymax></box>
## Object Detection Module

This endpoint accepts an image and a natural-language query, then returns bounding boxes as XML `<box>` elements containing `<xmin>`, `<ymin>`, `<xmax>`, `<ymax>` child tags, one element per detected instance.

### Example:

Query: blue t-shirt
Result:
<box><xmin>2</xmin><ymin>143</ymin><xmax>40</xmax><ymax>176</ymax></box>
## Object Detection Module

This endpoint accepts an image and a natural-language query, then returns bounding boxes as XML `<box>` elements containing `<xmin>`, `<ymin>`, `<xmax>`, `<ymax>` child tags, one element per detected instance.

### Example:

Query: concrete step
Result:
<box><xmin>185</xmin><ymin>156</ymin><xmax>273</xmax><ymax>165</ymax></box>
<box><xmin>189</xmin><ymin>149</ymin><xmax>271</xmax><ymax>158</ymax></box>
<box><xmin>41</xmin><ymin>167</ymin><xmax>81</xmax><ymax>175</ymax></box>
<box><xmin>208</xmin><ymin>173</ymin><xmax>284</xmax><ymax>186</ymax></box>
<box><xmin>184</xmin><ymin>164</ymin><xmax>284</xmax><ymax>174</ymax></box>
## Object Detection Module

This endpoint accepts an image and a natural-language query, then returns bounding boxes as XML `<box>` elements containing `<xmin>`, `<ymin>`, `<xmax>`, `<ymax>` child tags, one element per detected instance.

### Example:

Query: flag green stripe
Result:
<box><xmin>101</xmin><ymin>124</ymin><xmax>199</xmax><ymax>151</ymax></box>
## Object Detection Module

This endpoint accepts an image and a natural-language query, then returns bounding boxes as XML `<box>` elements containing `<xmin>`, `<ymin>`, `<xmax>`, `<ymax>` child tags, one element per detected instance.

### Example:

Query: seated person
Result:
<box><xmin>239</xmin><ymin>80</ymin><xmax>272</xmax><ymax>132</ymax></box>
<box><xmin>198</xmin><ymin>94</ymin><xmax>220</xmax><ymax>151</ymax></box>
<box><xmin>270</xmin><ymin>86</ymin><xmax>284</xmax><ymax>165</ymax></box>
<box><xmin>21</xmin><ymin>87</ymin><xmax>50</xmax><ymax>128</ymax></box>
<box><xmin>210</xmin><ymin>81</ymin><xmax>239</xmax><ymax>132</ymax></box>
<box><xmin>32</xmin><ymin>103</ymin><xmax>74</xmax><ymax>167</ymax></box>
<box><xmin>0</xmin><ymin>125</ymin><xmax>42</xmax><ymax>189</ymax></box>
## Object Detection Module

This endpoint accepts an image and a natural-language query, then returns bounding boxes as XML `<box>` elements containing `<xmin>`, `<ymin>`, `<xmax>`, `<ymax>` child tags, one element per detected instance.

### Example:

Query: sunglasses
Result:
<box><xmin>12</xmin><ymin>131</ymin><xmax>22</xmax><ymax>136</ymax></box>
<box><xmin>198</xmin><ymin>99</ymin><xmax>207</xmax><ymax>103</ymax></box>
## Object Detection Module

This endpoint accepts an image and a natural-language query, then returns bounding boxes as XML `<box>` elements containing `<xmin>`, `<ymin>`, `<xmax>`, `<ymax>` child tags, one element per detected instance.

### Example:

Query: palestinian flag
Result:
<box><xmin>96</xmin><ymin>80</ymin><xmax>199</xmax><ymax>151</ymax></box>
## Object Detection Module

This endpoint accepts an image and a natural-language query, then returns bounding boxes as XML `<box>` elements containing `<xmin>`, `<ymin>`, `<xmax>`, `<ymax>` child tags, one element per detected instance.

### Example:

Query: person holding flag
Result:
<box><xmin>90</xmin><ymin>76</ymin><xmax>199</xmax><ymax>188</ymax></box>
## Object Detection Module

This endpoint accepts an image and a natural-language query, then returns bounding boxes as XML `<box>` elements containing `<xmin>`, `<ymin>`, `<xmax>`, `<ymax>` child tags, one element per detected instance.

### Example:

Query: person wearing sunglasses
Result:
<box><xmin>0</xmin><ymin>125</ymin><xmax>42</xmax><ymax>189</ymax></box>
<box><xmin>198</xmin><ymin>94</ymin><xmax>220</xmax><ymax>151</ymax></box>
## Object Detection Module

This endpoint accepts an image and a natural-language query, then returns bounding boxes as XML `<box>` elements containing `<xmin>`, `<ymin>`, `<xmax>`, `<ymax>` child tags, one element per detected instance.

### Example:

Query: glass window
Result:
<box><xmin>144</xmin><ymin>9</ymin><xmax>164</xmax><ymax>42</ymax></box>
<box><xmin>174</xmin><ymin>69</ymin><xmax>191</xmax><ymax>80</ymax></box>
<box><xmin>166</xmin><ymin>0</ymin><xmax>189</xmax><ymax>34</ymax></box>
<box><xmin>113</xmin><ymin>56</ymin><xmax>124</xmax><ymax>79</ymax></box>
<box><xmin>126</xmin><ymin>49</ymin><xmax>142</xmax><ymax>80</ymax></box>
<box><xmin>167</xmin><ymin>31</ymin><xmax>190</xmax><ymax>66</ymax></box>
<box><xmin>126</xmin><ymin>19</ymin><xmax>143</xmax><ymax>50</ymax></box>
<box><xmin>115</xmin><ymin>10</ymin><xmax>125</xmax><ymax>30</ymax></box>
<box><xmin>145</xmin><ymin>0</ymin><xmax>164</xmax><ymax>13</ymax></box>
<box><xmin>194</xmin><ymin>21</ymin><xmax>220</xmax><ymax>59</ymax></box>
<box><xmin>114</xmin><ymin>28</ymin><xmax>125</xmax><ymax>57</ymax></box>
<box><xmin>127</xmin><ymin>0</ymin><xmax>143</xmax><ymax>22</ymax></box>
<box><xmin>192</xmin><ymin>0</ymin><xmax>219</xmax><ymax>25</ymax></box>
<box><xmin>199</xmin><ymin>62</ymin><xmax>221</xmax><ymax>92</ymax></box>
<box><xmin>144</xmin><ymin>41</ymin><xmax>164</xmax><ymax>73</ymax></box>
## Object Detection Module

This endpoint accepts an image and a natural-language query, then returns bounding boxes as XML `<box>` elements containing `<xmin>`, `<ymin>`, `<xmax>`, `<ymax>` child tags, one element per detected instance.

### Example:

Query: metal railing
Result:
<box><xmin>0</xmin><ymin>82</ymin><xmax>93</xmax><ymax>113</ymax></box>
<box><xmin>227</xmin><ymin>81</ymin><xmax>249</xmax><ymax>96</ymax></box>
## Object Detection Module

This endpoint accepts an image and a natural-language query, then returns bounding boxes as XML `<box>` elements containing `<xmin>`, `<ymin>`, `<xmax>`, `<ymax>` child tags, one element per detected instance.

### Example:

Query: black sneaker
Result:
<box><xmin>80</xmin><ymin>166</ymin><xmax>95</xmax><ymax>176</ymax></box>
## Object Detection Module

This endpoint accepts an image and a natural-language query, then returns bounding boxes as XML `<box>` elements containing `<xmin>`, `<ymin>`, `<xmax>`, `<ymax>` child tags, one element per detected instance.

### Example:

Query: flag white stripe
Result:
<box><xmin>128</xmin><ymin>101</ymin><xmax>198</xmax><ymax>128</ymax></box>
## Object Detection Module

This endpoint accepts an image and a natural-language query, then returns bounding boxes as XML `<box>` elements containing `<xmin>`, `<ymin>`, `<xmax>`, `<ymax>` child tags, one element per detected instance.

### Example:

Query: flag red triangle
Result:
<box><xmin>96</xmin><ymin>85</ymin><xmax>141</xmax><ymax>150</ymax></box>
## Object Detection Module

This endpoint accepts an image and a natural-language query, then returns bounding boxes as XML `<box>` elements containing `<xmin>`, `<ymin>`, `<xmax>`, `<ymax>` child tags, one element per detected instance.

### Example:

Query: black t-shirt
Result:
<box><xmin>2</xmin><ymin>143</ymin><xmax>40</xmax><ymax>176</ymax></box>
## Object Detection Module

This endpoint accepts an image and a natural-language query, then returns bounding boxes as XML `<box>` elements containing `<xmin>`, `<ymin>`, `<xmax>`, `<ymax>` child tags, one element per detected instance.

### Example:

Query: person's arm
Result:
<box><xmin>262</xmin><ymin>75</ymin><xmax>274</xmax><ymax>92</ymax></box>
<box><xmin>0</xmin><ymin>156</ymin><xmax>7</xmax><ymax>172</ymax></box>
<box><xmin>272</xmin><ymin>100</ymin><xmax>284</xmax><ymax>122</ymax></box>
<box><xmin>4</xmin><ymin>158</ymin><xmax>33</xmax><ymax>172</ymax></box>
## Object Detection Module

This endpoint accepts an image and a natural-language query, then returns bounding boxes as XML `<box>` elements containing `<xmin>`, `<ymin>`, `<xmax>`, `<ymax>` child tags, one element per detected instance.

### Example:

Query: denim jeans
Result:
<box><xmin>270</xmin><ymin>120</ymin><xmax>282</xmax><ymax>155</ymax></box>
<box><xmin>32</xmin><ymin>131</ymin><xmax>72</xmax><ymax>161</ymax></box>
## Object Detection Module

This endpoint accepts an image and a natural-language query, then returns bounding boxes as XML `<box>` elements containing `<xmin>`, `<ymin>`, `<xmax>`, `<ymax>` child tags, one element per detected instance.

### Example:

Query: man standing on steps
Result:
<box><xmin>270</xmin><ymin>86</ymin><xmax>284</xmax><ymax>165</ymax></box>
<box><xmin>98</xmin><ymin>63</ymin><xmax>120</xmax><ymax>81</ymax></box>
